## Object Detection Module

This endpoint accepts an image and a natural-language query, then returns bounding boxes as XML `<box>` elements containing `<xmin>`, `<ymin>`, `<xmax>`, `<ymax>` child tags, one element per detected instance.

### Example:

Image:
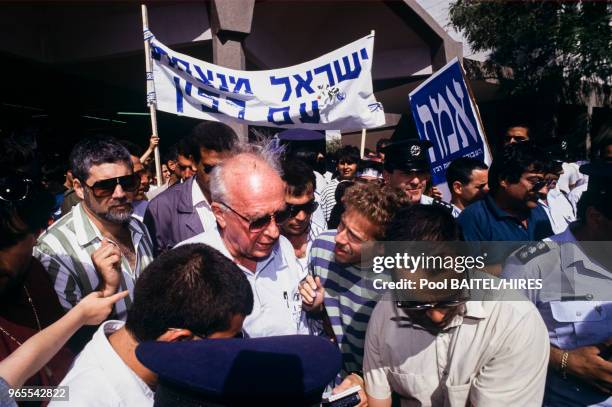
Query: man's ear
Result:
<box><xmin>158</xmin><ymin>328</ymin><xmax>195</xmax><ymax>342</ymax></box>
<box><xmin>73</xmin><ymin>178</ymin><xmax>85</xmax><ymax>200</ymax></box>
<box><xmin>452</xmin><ymin>181</ymin><xmax>463</xmax><ymax>196</ymax></box>
<box><xmin>382</xmin><ymin>170</ymin><xmax>391</xmax><ymax>183</ymax></box>
<box><xmin>211</xmin><ymin>202</ymin><xmax>227</xmax><ymax>229</ymax></box>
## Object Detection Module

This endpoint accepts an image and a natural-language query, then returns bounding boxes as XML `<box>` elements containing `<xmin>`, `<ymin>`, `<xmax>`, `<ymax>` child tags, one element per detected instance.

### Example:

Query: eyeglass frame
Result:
<box><xmin>287</xmin><ymin>199</ymin><xmax>319</xmax><ymax>218</ymax></box>
<box><xmin>81</xmin><ymin>174</ymin><xmax>140</xmax><ymax>198</ymax></box>
<box><xmin>395</xmin><ymin>297</ymin><xmax>469</xmax><ymax>311</ymax></box>
<box><xmin>219</xmin><ymin>201</ymin><xmax>291</xmax><ymax>232</ymax></box>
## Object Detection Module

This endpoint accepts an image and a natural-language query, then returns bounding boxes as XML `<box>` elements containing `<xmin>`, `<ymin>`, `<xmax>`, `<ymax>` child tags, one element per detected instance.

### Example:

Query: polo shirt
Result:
<box><xmin>35</xmin><ymin>203</ymin><xmax>154</xmax><ymax>320</ymax></box>
<box><xmin>51</xmin><ymin>321</ymin><xmax>154</xmax><ymax>407</ymax></box>
<box><xmin>458</xmin><ymin>195</ymin><xmax>553</xmax><ymax>242</ymax></box>
<box><xmin>176</xmin><ymin>230</ymin><xmax>309</xmax><ymax>338</ymax></box>
<box><xmin>309</xmin><ymin>231</ymin><xmax>380</xmax><ymax>375</ymax></box>
<box><xmin>363</xmin><ymin>280</ymin><xmax>550</xmax><ymax>407</ymax></box>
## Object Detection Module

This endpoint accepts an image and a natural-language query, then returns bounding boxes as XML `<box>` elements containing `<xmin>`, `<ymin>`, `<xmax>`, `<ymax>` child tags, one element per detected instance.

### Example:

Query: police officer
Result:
<box><xmin>382</xmin><ymin>139</ymin><xmax>452</xmax><ymax>212</ymax></box>
<box><xmin>502</xmin><ymin>161</ymin><xmax>612</xmax><ymax>406</ymax></box>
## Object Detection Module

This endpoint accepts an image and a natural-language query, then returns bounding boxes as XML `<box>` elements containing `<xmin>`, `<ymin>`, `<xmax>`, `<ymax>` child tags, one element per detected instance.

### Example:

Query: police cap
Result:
<box><xmin>383</xmin><ymin>139</ymin><xmax>433</xmax><ymax>173</ymax></box>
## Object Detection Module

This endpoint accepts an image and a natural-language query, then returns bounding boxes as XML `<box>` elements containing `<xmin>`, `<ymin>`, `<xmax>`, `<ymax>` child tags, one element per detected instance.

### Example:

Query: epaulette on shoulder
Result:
<box><xmin>515</xmin><ymin>241</ymin><xmax>551</xmax><ymax>265</ymax></box>
<box><xmin>431</xmin><ymin>199</ymin><xmax>453</xmax><ymax>213</ymax></box>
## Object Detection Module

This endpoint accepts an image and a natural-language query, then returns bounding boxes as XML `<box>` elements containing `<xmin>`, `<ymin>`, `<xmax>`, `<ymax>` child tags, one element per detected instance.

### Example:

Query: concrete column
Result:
<box><xmin>210</xmin><ymin>0</ymin><xmax>255</xmax><ymax>142</ymax></box>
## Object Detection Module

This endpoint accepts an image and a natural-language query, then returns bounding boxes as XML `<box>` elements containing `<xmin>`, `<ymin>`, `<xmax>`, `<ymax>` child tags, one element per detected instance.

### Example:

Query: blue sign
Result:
<box><xmin>409</xmin><ymin>58</ymin><xmax>490</xmax><ymax>186</ymax></box>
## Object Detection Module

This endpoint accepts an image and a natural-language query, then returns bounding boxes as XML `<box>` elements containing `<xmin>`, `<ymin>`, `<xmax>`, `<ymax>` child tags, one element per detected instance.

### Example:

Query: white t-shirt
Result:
<box><xmin>52</xmin><ymin>321</ymin><xmax>154</xmax><ymax>407</ymax></box>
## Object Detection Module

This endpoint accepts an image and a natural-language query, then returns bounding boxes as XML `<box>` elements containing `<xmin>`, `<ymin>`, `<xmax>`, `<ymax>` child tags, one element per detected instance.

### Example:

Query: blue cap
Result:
<box><xmin>136</xmin><ymin>335</ymin><xmax>342</xmax><ymax>406</ymax></box>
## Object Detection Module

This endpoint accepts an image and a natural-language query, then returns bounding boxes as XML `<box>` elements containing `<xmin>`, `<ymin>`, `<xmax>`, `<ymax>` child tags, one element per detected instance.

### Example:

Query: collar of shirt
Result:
<box><xmin>555</xmin><ymin>226</ymin><xmax>611</xmax><ymax>280</ymax></box>
<box><xmin>420</xmin><ymin>194</ymin><xmax>433</xmax><ymax>205</ymax></box>
<box><xmin>191</xmin><ymin>179</ymin><xmax>212</xmax><ymax>209</ymax></box>
<box><xmin>89</xmin><ymin>320</ymin><xmax>154</xmax><ymax>404</ymax></box>
<box><xmin>73</xmin><ymin>202</ymin><xmax>145</xmax><ymax>250</ymax></box>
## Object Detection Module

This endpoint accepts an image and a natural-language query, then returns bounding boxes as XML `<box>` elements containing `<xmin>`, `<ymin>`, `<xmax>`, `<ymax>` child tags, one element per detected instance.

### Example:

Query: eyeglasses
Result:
<box><xmin>525</xmin><ymin>176</ymin><xmax>546</xmax><ymax>192</ymax></box>
<box><xmin>288</xmin><ymin>199</ymin><xmax>318</xmax><ymax>217</ymax></box>
<box><xmin>396</xmin><ymin>297</ymin><xmax>469</xmax><ymax>311</ymax></box>
<box><xmin>220</xmin><ymin>201</ymin><xmax>292</xmax><ymax>232</ymax></box>
<box><xmin>83</xmin><ymin>174</ymin><xmax>140</xmax><ymax>198</ymax></box>
<box><xmin>203</xmin><ymin>164</ymin><xmax>216</xmax><ymax>174</ymax></box>
<box><xmin>0</xmin><ymin>176</ymin><xmax>33</xmax><ymax>202</ymax></box>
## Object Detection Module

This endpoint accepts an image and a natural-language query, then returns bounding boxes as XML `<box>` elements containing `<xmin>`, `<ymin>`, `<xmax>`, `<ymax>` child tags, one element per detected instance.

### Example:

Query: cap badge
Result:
<box><xmin>410</xmin><ymin>145</ymin><xmax>421</xmax><ymax>157</ymax></box>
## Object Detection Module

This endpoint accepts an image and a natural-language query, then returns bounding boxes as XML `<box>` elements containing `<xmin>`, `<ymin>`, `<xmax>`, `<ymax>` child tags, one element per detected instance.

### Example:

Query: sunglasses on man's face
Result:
<box><xmin>396</xmin><ymin>298</ymin><xmax>468</xmax><ymax>311</ymax></box>
<box><xmin>83</xmin><ymin>174</ymin><xmax>140</xmax><ymax>198</ymax></box>
<box><xmin>288</xmin><ymin>199</ymin><xmax>318</xmax><ymax>217</ymax></box>
<box><xmin>0</xmin><ymin>176</ymin><xmax>33</xmax><ymax>202</ymax></box>
<box><xmin>221</xmin><ymin>201</ymin><xmax>292</xmax><ymax>232</ymax></box>
<box><xmin>202</xmin><ymin>164</ymin><xmax>216</xmax><ymax>174</ymax></box>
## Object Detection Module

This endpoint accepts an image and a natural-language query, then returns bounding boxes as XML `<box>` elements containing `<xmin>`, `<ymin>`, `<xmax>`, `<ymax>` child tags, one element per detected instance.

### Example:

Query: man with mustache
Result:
<box><xmin>35</xmin><ymin>136</ymin><xmax>154</xmax><ymax>321</ymax></box>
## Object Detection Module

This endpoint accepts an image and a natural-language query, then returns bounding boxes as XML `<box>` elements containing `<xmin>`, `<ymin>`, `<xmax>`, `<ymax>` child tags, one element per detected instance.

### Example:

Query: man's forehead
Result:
<box><xmin>286</xmin><ymin>191</ymin><xmax>314</xmax><ymax>204</ymax></box>
<box><xmin>87</xmin><ymin>162</ymin><xmax>131</xmax><ymax>180</ymax></box>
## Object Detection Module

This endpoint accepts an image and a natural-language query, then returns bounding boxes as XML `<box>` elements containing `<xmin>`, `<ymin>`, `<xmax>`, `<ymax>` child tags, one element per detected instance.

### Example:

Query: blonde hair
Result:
<box><xmin>342</xmin><ymin>182</ymin><xmax>409</xmax><ymax>239</ymax></box>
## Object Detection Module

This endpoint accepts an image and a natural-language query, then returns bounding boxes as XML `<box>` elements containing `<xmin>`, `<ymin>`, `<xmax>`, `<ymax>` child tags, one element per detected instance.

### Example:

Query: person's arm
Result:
<box><xmin>364</xmin><ymin>303</ymin><xmax>392</xmax><ymax>407</ymax></box>
<box><xmin>470</xmin><ymin>309</ymin><xmax>550</xmax><ymax>406</ymax></box>
<box><xmin>549</xmin><ymin>342</ymin><xmax>612</xmax><ymax>393</ymax></box>
<box><xmin>140</xmin><ymin>135</ymin><xmax>159</xmax><ymax>164</ymax></box>
<box><xmin>0</xmin><ymin>291</ymin><xmax>129</xmax><ymax>388</ymax></box>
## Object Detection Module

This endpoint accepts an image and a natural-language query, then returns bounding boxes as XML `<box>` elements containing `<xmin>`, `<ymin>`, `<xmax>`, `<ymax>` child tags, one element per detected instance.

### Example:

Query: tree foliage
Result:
<box><xmin>449</xmin><ymin>1</ymin><xmax>611</xmax><ymax>104</ymax></box>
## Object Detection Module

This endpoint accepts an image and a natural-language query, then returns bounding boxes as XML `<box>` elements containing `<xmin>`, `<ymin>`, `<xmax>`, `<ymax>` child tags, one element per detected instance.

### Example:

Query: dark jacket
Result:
<box><xmin>143</xmin><ymin>177</ymin><xmax>204</xmax><ymax>256</ymax></box>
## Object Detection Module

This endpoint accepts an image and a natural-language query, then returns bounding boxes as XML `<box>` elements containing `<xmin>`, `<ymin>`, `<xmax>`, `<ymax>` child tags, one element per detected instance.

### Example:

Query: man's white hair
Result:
<box><xmin>209</xmin><ymin>141</ymin><xmax>283</xmax><ymax>206</ymax></box>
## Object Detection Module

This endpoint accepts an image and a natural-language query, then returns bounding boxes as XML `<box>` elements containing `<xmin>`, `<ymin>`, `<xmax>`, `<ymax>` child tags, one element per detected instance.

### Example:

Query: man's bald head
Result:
<box><xmin>215</xmin><ymin>153</ymin><xmax>285</xmax><ymax>208</ymax></box>
<box><xmin>209</xmin><ymin>147</ymin><xmax>287</xmax><ymax>265</ymax></box>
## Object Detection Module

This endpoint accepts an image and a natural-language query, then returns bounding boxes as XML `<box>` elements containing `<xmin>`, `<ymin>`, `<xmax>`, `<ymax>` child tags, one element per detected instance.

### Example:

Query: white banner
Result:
<box><xmin>148</xmin><ymin>33</ymin><xmax>385</xmax><ymax>131</ymax></box>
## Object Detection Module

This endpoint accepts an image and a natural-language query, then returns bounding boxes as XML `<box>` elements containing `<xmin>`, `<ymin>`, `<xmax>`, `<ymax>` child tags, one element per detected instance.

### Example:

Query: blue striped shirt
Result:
<box><xmin>309</xmin><ymin>230</ymin><xmax>380</xmax><ymax>374</ymax></box>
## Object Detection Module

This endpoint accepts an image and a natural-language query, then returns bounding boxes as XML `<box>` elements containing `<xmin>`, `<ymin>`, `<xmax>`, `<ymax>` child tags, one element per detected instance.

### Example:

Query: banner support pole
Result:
<box><xmin>141</xmin><ymin>4</ymin><xmax>163</xmax><ymax>187</ymax></box>
<box><xmin>360</xmin><ymin>128</ymin><xmax>367</xmax><ymax>158</ymax></box>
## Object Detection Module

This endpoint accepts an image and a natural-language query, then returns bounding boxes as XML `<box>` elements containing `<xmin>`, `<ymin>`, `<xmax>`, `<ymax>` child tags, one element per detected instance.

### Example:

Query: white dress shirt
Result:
<box><xmin>52</xmin><ymin>321</ymin><xmax>154</xmax><ymax>407</ymax></box>
<box><xmin>568</xmin><ymin>182</ymin><xmax>587</xmax><ymax>213</ymax></box>
<box><xmin>177</xmin><ymin>230</ymin><xmax>310</xmax><ymax>338</ymax></box>
<box><xmin>192</xmin><ymin>180</ymin><xmax>218</xmax><ymax>233</ymax></box>
<box><xmin>364</xmin><ymin>288</ymin><xmax>549</xmax><ymax>407</ymax></box>
<box><xmin>538</xmin><ymin>187</ymin><xmax>575</xmax><ymax>234</ymax></box>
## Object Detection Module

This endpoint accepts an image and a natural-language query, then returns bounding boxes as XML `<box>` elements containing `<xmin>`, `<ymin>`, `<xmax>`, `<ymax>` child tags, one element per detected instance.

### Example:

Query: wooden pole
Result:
<box><xmin>141</xmin><ymin>4</ymin><xmax>163</xmax><ymax>187</ymax></box>
<box><xmin>360</xmin><ymin>128</ymin><xmax>367</xmax><ymax>158</ymax></box>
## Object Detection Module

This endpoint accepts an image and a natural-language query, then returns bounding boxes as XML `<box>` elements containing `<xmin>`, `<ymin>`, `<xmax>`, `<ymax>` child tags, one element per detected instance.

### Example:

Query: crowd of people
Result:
<box><xmin>0</xmin><ymin>120</ymin><xmax>611</xmax><ymax>407</ymax></box>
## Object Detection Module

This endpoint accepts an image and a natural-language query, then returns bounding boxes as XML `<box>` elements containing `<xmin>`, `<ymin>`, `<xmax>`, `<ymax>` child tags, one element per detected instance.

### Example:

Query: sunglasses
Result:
<box><xmin>525</xmin><ymin>176</ymin><xmax>547</xmax><ymax>192</ymax></box>
<box><xmin>0</xmin><ymin>176</ymin><xmax>33</xmax><ymax>202</ymax></box>
<box><xmin>396</xmin><ymin>297</ymin><xmax>468</xmax><ymax>311</ymax></box>
<box><xmin>203</xmin><ymin>164</ymin><xmax>216</xmax><ymax>174</ymax></box>
<box><xmin>83</xmin><ymin>174</ymin><xmax>140</xmax><ymax>197</ymax></box>
<box><xmin>288</xmin><ymin>200</ymin><xmax>318</xmax><ymax>217</ymax></box>
<box><xmin>220</xmin><ymin>201</ymin><xmax>292</xmax><ymax>232</ymax></box>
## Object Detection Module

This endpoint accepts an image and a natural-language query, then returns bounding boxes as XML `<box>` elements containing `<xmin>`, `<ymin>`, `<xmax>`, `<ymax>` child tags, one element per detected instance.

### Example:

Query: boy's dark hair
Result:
<box><xmin>117</xmin><ymin>139</ymin><xmax>144</xmax><ymax>158</ymax></box>
<box><xmin>446</xmin><ymin>157</ymin><xmax>488</xmax><ymax>190</ymax></box>
<box><xmin>126</xmin><ymin>243</ymin><xmax>253</xmax><ymax>342</ymax></box>
<box><xmin>187</xmin><ymin>121</ymin><xmax>238</xmax><ymax>162</ymax></box>
<box><xmin>385</xmin><ymin>204</ymin><xmax>461</xmax><ymax>242</ymax></box>
<box><xmin>163</xmin><ymin>144</ymin><xmax>179</xmax><ymax>164</ymax></box>
<box><xmin>282</xmin><ymin>159</ymin><xmax>316</xmax><ymax>197</ymax></box>
<box><xmin>69</xmin><ymin>136</ymin><xmax>133</xmax><ymax>182</ymax></box>
<box><xmin>488</xmin><ymin>142</ymin><xmax>545</xmax><ymax>194</ymax></box>
<box><xmin>336</xmin><ymin>145</ymin><xmax>360</xmax><ymax>165</ymax></box>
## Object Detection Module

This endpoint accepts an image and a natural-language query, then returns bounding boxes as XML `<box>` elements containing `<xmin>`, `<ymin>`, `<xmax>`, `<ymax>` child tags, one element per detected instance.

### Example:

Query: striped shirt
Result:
<box><xmin>34</xmin><ymin>203</ymin><xmax>154</xmax><ymax>320</ymax></box>
<box><xmin>309</xmin><ymin>230</ymin><xmax>381</xmax><ymax>374</ymax></box>
<box><xmin>320</xmin><ymin>179</ymin><xmax>340</xmax><ymax>222</ymax></box>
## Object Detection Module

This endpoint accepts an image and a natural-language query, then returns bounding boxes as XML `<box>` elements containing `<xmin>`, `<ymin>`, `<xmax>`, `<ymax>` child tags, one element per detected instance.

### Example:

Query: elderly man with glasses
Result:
<box><xmin>35</xmin><ymin>136</ymin><xmax>154</xmax><ymax>321</ymax></box>
<box><xmin>176</xmin><ymin>145</ymin><xmax>309</xmax><ymax>338</ymax></box>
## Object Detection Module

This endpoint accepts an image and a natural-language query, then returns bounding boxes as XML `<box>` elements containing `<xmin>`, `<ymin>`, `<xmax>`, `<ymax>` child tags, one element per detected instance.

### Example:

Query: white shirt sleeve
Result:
<box><xmin>470</xmin><ymin>307</ymin><xmax>550</xmax><ymax>407</ymax></box>
<box><xmin>363</xmin><ymin>302</ymin><xmax>392</xmax><ymax>400</ymax></box>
